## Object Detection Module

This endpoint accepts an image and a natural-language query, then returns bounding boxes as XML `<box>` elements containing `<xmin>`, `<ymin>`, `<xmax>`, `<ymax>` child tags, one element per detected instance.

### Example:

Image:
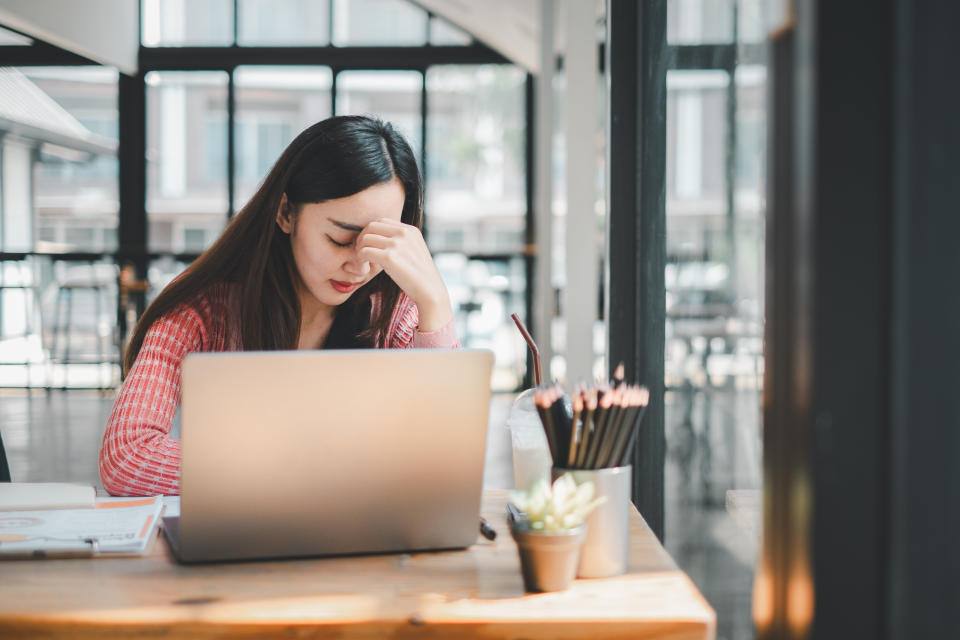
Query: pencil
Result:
<box><xmin>582</xmin><ymin>391</ymin><xmax>602</xmax><ymax>469</ymax></box>
<box><xmin>606</xmin><ymin>386</ymin><xmax>639</xmax><ymax>467</ymax></box>
<box><xmin>534</xmin><ymin>387</ymin><xmax>559</xmax><ymax>464</ymax></box>
<box><xmin>575</xmin><ymin>389</ymin><xmax>595</xmax><ymax>468</ymax></box>
<box><xmin>612</xmin><ymin>362</ymin><xmax>625</xmax><ymax>385</ymax></box>
<box><xmin>549</xmin><ymin>385</ymin><xmax>572</xmax><ymax>467</ymax></box>
<box><xmin>567</xmin><ymin>390</ymin><xmax>583</xmax><ymax>468</ymax></box>
<box><xmin>595</xmin><ymin>383</ymin><xmax>627</xmax><ymax>468</ymax></box>
<box><xmin>618</xmin><ymin>387</ymin><xmax>650</xmax><ymax>466</ymax></box>
<box><xmin>585</xmin><ymin>387</ymin><xmax>615</xmax><ymax>468</ymax></box>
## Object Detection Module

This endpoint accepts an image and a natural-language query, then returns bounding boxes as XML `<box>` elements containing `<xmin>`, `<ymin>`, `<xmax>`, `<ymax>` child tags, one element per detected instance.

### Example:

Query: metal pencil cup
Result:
<box><xmin>552</xmin><ymin>465</ymin><xmax>631</xmax><ymax>578</ymax></box>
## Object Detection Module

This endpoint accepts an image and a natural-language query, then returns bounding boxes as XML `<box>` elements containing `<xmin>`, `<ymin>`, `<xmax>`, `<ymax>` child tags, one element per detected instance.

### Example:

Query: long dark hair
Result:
<box><xmin>123</xmin><ymin>115</ymin><xmax>422</xmax><ymax>375</ymax></box>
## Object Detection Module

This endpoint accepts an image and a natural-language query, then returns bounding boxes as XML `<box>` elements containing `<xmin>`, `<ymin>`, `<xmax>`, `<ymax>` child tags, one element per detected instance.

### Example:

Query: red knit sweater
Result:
<box><xmin>99</xmin><ymin>282</ymin><xmax>458</xmax><ymax>496</ymax></box>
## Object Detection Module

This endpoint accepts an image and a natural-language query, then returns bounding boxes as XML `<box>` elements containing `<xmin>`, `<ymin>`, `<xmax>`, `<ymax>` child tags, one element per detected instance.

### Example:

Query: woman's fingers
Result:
<box><xmin>358</xmin><ymin>219</ymin><xmax>432</xmax><ymax>265</ymax></box>
<box><xmin>356</xmin><ymin>220</ymin><xmax>406</xmax><ymax>252</ymax></box>
<box><xmin>357</xmin><ymin>245</ymin><xmax>390</xmax><ymax>266</ymax></box>
<box><xmin>359</xmin><ymin>218</ymin><xmax>407</xmax><ymax>239</ymax></box>
<box><xmin>356</xmin><ymin>232</ymin><xmax>394</xmax><ymax>251</ymax></box>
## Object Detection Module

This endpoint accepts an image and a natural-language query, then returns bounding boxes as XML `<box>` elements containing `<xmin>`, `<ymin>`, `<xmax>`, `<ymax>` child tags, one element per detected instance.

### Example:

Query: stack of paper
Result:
<box><xmin>0</xmin><ymin>484</ymin><xmax>163</xmax><ymax>558</ymax></box>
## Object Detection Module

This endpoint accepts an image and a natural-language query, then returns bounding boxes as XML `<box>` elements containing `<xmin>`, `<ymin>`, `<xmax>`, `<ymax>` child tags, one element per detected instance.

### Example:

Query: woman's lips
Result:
<box><xmin>330</xmin><ymin>279</ymin><xmax>360</xmax><ymax>293</ymax></box>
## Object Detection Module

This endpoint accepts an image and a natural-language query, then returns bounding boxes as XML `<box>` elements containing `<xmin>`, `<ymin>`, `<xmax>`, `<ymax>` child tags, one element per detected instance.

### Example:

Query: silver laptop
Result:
<box><xmin>163</xmin><ymin>348</ymin><xmax>494</xmax><ymax>563</ymax></box>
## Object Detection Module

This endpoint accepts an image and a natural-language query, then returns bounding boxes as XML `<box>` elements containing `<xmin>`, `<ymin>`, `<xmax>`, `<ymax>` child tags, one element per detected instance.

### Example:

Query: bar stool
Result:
<box><xmin>0</xmin><ymin>257</ymin><xmax>43</xmax><ymax>389</ymax></box>
<box><xmin>48</xmin><ymin>261</ymin><xmax>118</xmax><ymax>390</ymax></box>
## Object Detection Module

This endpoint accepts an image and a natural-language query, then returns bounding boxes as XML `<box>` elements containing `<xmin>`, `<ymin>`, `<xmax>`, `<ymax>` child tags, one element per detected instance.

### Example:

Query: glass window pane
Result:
<box><xmin>425</xmin><ymin>65</ymin><xmax>526</xmax><ymax>254</ymax></box>
<box><xmin>10</xmin><ymin>67</ymin><xmax>119</xmax><ymax>253</ymax></box>
<box><xmin>141</xmin><ymin>0</ymin><xmax>234</xmax><ymax>47</ymax></box>
<box><xmin>0</xmin><ymin>255</ymin><xmax>121</xmax><ymax>388</ymax></box>
<box><xmin>146</xmin><ymin>71</ymin><xmax>228</xmax><ymax>253</ymax></box>
<box><xmin>147</xmin><ymin>256</ymin><xmax>190</xmax><ymax>304</ymax></box>
<box><xmin>664</xmin><ymin>65</ymin><xmax>765</xmax><ymax>640</ymax></box>
<box><xmin>737</xmin><ymin>0</ymin><xmax>769</xmax><ymax>44</ymax></box>
<box><xmin>234</xmin><ymin>66</ymin><xmax>333</xmax><ymax>208</ymax></box>
<box><xmin>335</xmin><ymin>71</ymin><xmax>422</xmax><ymax>159</ymax></box>
<box><xmin>435</xmin><ymin>253</ymin><xmax>527</xmax><ymax>392</ymax></box>
<box><xmin>666</xmin><ymin>71</ymin><xmax>728</xmax><ymax>210</ymax></box>
<box><xmin>237</xmin><ymin>0</ymin><xmax>330</xmax><ymax>46</ymax></box>
<box><xmin>667</xmin><ymin>0</ymin><xmax>735</xmax><ymax>44</ymax></box>
<box><xmin>430</xmin><ymin>16</ymin><xmax>472</xmax><ymax>45</ymax></box>
<box><xmin>735</xmin><ymin>66</ymin><xmax>766</xmax><ymax>199</ymax></box>
<box><xmin>332</xmin><ymin>0</ymin><xmax>427</xmax><ymax>46</ymax></box>
<box><xmin>734</xmin><ymin>63</ymin><xmax>766</xmax><ymax>327</ymax></box>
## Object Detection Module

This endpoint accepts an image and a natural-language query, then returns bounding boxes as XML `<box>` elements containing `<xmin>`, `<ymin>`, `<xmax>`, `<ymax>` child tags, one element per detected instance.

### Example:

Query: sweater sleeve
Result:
<box><xmin>99</xmin><ymin>304</ymin><xmax>207</xmax><ymax>496</ymax></box>
<box><xmin>386</xmin><ymin>295</ymin><xmax>460</xmax><ymax>349</ymax></box>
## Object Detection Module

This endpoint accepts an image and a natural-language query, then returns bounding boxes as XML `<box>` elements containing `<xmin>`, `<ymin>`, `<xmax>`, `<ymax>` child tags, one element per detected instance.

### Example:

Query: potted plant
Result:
<box><xmin>508</xmin><ymin>473</ymin><xmax>606</xmax><ymax>592</ymax></box>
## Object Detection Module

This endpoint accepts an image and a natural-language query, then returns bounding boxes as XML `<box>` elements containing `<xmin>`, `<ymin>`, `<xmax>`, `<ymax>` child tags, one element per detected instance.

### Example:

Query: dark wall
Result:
<box><xmin>804</xmin><ymin>1</ymin><xmax>894</xmax><ymax>637</ymax></box>
<box><xmin>767</xmin><ymin>0</ymin><xmax>960</xmax><ymax>638</ymax></box>
<box><xmin>887</xmin><ymin>0</ymin><xmax>960</xmax><ymax>637</ymax></box>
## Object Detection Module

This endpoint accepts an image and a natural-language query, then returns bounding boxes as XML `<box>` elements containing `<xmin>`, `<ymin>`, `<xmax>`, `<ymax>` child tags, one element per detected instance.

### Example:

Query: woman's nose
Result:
<box><xmin>343</xmin><ymin>252</ymin><xmax>371</xmax><ymax>276</ymax></box>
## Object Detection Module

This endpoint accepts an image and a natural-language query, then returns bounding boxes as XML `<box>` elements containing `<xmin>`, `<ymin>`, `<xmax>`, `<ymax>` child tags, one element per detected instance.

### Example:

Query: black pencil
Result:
<box><xmin>612</xmin><ymin>362</ymin><xmax>625</xmax><ymax>386</ymax></box>
<box><xmin>533</xmin><ymin>379</ymin><xmax>650</xmax><ymax>470</ymax></box>
<box><xmin>585</xmin><ymin>387</ymin><xmax>615</xmax><ymax>468</ymax></box>
<box><xmin>618</xmin><ymin>389</ymin><xmax>649</xmax><ymax>466</ymax></box>
<box><xmin>606</xmin><ymin>386</ymin><xmax>639</xmax><ymax>467</ymax></box>
<box><xmin>567</xmin><ymin>391</ymin><xmax>583</xmax><ymax>468</ymax></box>
<box><xmin>548</xmin><ymin>385</ymin><xmax>572</xmax><ymax>467</ymax></box>
<box><xmin>595</xmin><ymin>383</ymin><xmax>627</xmax><ymax>468</ymax></box>
<box><xmin>575</xmin><ymin>389</ymin><xmax>595</xmax><ymax>468</ymax></box>
<box><xmin>534</xmin><ymin>387</ymin><xmax>559</xmax><ymax>464</ymax></box>
<box><xmin>582</xmin><ymin>390</ymin><xmax>604</xmax><ymax>469</ymax></box>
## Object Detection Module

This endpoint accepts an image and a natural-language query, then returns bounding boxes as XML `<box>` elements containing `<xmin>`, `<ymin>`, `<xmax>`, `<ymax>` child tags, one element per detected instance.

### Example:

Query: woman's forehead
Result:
<box><xmin>301</xmin><ymin>179</ymin><xmax>404</xmax><ymax>226</ymax></box>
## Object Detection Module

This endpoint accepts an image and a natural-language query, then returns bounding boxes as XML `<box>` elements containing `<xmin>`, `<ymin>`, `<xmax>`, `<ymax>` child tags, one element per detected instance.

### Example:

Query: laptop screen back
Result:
<box><xmin>177</xmin><ymin>348</ymin><xmax>493</xmax><ymax>563</ymax></box>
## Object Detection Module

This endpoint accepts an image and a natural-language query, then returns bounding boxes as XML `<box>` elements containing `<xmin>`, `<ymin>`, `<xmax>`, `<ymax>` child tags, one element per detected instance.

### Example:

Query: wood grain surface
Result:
<box><xmin>0</xmin><ymin>490</ymin><xmax>715</xmax><ymax>639</ymax></box>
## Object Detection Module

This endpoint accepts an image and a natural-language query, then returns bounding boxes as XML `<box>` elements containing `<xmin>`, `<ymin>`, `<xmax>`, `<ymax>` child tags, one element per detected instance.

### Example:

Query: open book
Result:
<box><xmin>0</xmin><ymin>496</ymin><xmax>163</xmax><ymax>558</ymax></box>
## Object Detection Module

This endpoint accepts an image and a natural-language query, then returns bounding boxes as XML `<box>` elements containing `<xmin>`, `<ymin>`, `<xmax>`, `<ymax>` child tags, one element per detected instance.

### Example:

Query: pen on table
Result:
<box><xmin>0</xmin><ymin>537</ymin><xmax>99</xmax><ymax>559</ymax></box>
<box><xmin>506</xmin><ymin>503</ymin><xmax>527</xmax><ymax>526</ymax></box>
<box><xmin>479</xmin><ymin>518</ymin><xmax>497</xmax><ymax>541</ymax></box>
<box><xmin>31</xmin><ymin>547</ymin><xmax>95</xmax><ymax>559</ymax></box>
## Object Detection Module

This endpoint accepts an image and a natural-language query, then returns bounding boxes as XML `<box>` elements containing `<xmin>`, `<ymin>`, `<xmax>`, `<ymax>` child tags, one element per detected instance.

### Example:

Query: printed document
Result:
<box><xmin>0</xmin><ymin>496</ymin><xmax>163</xmax><ymax>557</ymax></box>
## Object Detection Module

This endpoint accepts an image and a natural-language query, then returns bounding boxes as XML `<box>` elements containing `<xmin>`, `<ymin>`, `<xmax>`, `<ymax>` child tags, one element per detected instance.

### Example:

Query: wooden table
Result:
<box><xmin>0</xmin><ymin>491</ymin><xmax>715</xmax><ymax>639</ymax></box>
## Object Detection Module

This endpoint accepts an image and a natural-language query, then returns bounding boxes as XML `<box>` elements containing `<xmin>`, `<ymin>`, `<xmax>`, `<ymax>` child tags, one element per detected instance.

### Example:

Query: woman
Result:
<box><xmin>100</xmin><ymin>116</ymin><xmax>458</xmax><ymax>496</ymax></box>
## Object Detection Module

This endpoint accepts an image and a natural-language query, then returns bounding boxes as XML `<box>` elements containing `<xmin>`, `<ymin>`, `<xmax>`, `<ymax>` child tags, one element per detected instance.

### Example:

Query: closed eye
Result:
<box><xmin>327</xmin><ymin>235</ymin><xmax>353</xmax><ymax>248</ymax></box>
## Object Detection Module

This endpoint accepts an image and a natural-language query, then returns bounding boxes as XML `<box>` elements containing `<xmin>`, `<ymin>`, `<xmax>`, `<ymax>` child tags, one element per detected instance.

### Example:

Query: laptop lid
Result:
<box><xmin>176</xmin><ymin>348</ymin><xmax>493</xmax><ymax>563</ymax></box>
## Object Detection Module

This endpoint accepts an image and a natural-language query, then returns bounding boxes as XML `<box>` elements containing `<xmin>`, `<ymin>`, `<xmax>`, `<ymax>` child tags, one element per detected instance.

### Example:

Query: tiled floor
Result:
<box><xmin>665</xmin><ymin>385</ymin><xmax>762</xmax><ymax>640</ymax></box>
<box><xmin>1</xmin><ymin>389</ymin><xmax>115</xmax><ymax>487</ymax></box>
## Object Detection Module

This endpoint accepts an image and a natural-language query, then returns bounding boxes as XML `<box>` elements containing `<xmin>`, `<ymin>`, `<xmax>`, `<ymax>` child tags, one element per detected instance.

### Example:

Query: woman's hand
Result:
<box><xmin>356</xmin><ymin>218</ymin><xmax>453</xmax><ymax>332</ymax></box>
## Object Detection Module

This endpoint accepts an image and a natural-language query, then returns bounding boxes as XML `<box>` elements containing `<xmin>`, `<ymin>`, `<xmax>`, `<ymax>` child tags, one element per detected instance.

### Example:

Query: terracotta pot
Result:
<box><xmin>509</xmin><ymin>522</ymin><xmax>587</xmax><ymax>592</ymax></box>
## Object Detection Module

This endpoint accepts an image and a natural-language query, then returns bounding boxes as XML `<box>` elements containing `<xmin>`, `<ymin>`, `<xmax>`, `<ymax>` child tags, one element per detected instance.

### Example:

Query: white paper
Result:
<box><xmin>0</xmin><ymin>496</ymin><xmax>163</xmax><ymax>556</ymax></box>
<box><xmin>0</xmin><ymin>483</ymin><xmax>96</xmax><ymax>511</ymax></box>
<box><xmin>161</xmin><ymin>495</ymin><xmax>180</xmax><ymax>518</ymax></box>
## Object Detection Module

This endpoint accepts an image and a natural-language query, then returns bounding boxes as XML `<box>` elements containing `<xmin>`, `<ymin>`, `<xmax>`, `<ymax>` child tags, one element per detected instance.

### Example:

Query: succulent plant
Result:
<box><xmin>509</xmin><ymin>473</ymin><xmax>606</xmax><ymax>532</ymax></box>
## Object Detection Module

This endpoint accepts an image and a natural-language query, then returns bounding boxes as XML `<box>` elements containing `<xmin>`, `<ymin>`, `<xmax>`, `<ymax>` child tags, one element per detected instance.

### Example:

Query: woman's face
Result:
<box><xmin>277</xmin><ymin>177</ymin><xmax>405</xmax><ymax>312</ymax></box>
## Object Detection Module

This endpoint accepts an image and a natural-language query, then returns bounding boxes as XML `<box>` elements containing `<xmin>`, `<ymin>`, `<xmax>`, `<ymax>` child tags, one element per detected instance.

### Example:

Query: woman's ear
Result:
<box><xmin>276</xmin><ymin>193</ymin><xmax>294</xmax><ymax>234</ymax></box>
